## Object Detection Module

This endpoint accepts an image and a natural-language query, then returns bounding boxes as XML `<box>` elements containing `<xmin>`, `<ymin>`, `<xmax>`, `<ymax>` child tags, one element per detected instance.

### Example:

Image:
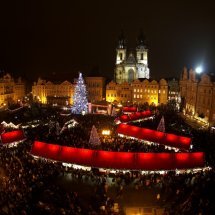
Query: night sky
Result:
<box><xmin>0</xmin><ymin>0</ymin><xmax>215</xmax><ymax>82</ymax></box>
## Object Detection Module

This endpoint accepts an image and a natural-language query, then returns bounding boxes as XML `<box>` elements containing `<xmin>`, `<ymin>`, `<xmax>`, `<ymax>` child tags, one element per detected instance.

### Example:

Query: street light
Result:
<box><xmin>195</xmin><ymin>66</ymin><xmax>203</xmax><ymax>74</ymax></box>
<box><xmin>102</xmin><ymin>129</ymin><xmax>111</xmax><ymax>136</ymax></box>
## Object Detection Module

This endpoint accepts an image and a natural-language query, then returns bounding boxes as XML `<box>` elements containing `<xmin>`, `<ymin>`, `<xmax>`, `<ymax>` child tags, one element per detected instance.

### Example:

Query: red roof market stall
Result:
<box><xmin>93</xmin><ymin>151</ymin><xmax>134</xmax><ymax>170</ymax></box>
<box><xmin>0</xmin><ymin>130</ymin><xmax>26</xmax><ymax>146</ymax></box>
<box><xmin>31</xmin><ymin>141</ymin><xmax>204</xmax><ymax>170</ymax></box>
<box><xmin>136</xmin><ymin>153</ymin><xmax>174</xmax><ymax>170</ymax></box>
<box><xmin>122</xmin><ymin>106</ymin><xmax>137</xmax><ymax>112</ymax></box>
<box><xmin>116</xmin><ymin>124</ymin><xmax>191</xmax><ymax>150</ymax></box>
<box><xmin>119</xmin><ymin>110</ymin><xmax>152</xmax><ymax>123</ymax></box>
<box><xmin>59</xmin><ymin>146</ymin><xmax>94</xmax><ymax>166</ymax></box>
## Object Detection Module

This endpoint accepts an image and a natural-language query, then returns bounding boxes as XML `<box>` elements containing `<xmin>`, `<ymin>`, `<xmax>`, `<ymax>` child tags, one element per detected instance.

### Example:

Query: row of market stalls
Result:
<box><xmin>31</xmin><ymin>141</ymin><xmax>204</xmax><ymax>170</ymax></box>
<box><xmin>0</xmin><ymin>106</ymin><xmax>206</xmax><ymax>171</ymax></box>
<box><xmin>0</xmin><ymin>129</ymin><xmax>205</xmax><ymax>170</ymax></box>
<box><xmin>117</xmin><ymin>123</ymin><xmax>191</xmax><ymax>150</ymax></box>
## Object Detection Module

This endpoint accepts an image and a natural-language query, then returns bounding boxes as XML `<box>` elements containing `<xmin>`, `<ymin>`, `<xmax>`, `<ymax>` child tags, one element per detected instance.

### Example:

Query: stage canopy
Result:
<box><xmin>119</xmin><ymin>110</ymin><xmax>152</xmax><ymax>123</ymax></box>
<box><xmin>0</xmin><ymin>130</ymin><xmax>26</xmax><ymax>145</ymax></box>
<box><xmin>31</xmin><ymin>141</ymin><xmax>204</xmax><ymax>170</ymax></box>
<box><xmin>117</xmin><ymin>123</ymin><xmax>191</xmax><ymax>150</ymax></box>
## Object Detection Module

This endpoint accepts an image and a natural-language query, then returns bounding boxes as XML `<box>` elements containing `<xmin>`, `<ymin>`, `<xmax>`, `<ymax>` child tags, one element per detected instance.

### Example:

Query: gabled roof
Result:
<box><xmin>46</xmin><ymin>81</ymin><xmax>53</xmax><ymax>85</ymax></box>
<box><xmin>159</xmin><ymin>79</ymin><xmax>168</xmax><ymax>85</ymax></box>
<box><xmin>150</xmin><ymin>80</ymin><xmax>158</xmax><ymax>85</ymax></box>
<box><xmin>126</xmin><ymin>53</ymin><xmax>136</xmax><ymax>64</ymax></box>
<box><xmin>61</xmin><ymin>80</ymin><xmax>72</xmax><ymax>85</ymax></box>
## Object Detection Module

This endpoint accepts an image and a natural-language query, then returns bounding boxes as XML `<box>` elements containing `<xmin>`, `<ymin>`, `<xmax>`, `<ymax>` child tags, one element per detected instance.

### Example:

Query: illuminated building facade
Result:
<box><xmin>180</xmin><ymin>67</ymin><xmax>215</xmax><ymax>125</ymax></box>
<box><xmin>85</xmin><ymin>77</ymin><xmax>106</xmax><ymax>102</ymax></box>
<box><xmin>115</xmin><ymin>32</ymin><xmax>150</xmax><ymax>84</ymax></box>
<box><xmin>167</xmin><ymin>78</ymin><xmax>180</xmax><ymax>101</ymax></box>
<box><xmin>106</xmin><ymin>78</ymin><xmax>168</xmax><ymax>105</ymax></box>
<box><xmin>0</xmin><ymin>73</ymin><xmax>25</xmax><ymax>106</ymax></box>
<box><xmin>32</xmin><ymin>78</ymin><xmax>74</xmax><ymax>105</ymax></box>
<box><xmin>106</xmin><ymin>81</ymin><xmax>132</xmax><ymax>103</ymax></box>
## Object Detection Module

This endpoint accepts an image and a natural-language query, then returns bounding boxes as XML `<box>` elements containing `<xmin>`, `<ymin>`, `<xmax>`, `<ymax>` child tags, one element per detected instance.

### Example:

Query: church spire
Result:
<box><xmin>137</xmin><ymin>30</ymin><xmax>146</xmax><ymax>48</ymax></box>
<box><xmin>117</xmin><ymin>30</ymin><xmax>126</xmax><ymax>49</ymax></box>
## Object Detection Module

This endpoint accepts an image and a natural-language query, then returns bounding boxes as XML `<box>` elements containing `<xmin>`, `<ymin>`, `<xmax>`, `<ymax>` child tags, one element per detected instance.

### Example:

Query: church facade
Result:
<box><xmin>115</xmin><ymin>32</ymin><xmax>150</xmax><ymax>84</ymax></box>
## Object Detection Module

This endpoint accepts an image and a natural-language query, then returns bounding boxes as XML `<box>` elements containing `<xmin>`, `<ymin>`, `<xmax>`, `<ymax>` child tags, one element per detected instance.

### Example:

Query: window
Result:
<box><xmin>134</xmin><ymin>94</ymin><xmax>136</xmax><ymax>98</ymax></box>
<box><xmin>163</xmin><ymin>90</ymin><xmax>165</xmax><ymax>94</ymax></box>
<box><xmin>140</xmin><ymin>95</ymin><xmax>142</xmax><ymax>98</ymax></box>
<box><xmin>120</xmin><ymin>53</ymin><xmax>123</xmax><ymax>60</ymax></box>
<box><xmin>137</xmin><ymin>95</ymin><xmax>139</xmax><ymax>98</ymax></box>
<box><xmin>134</xmin><ymin>88</ymin><xmax>136</xmax><ymax>92</ymax></box>
<box><xmin>141</xmin><ymin>53</ymin><xmax>143</xmax><ymax>60</ymax></box>
<box><xmin>137</xmin><ymin>89</ymin><xmax>139</xmax><ymax>92</ymax></box>
<box><xmin>140</xmin><ymin>89</ymin><xmax>142</xmax><ymax>92</ymax></box>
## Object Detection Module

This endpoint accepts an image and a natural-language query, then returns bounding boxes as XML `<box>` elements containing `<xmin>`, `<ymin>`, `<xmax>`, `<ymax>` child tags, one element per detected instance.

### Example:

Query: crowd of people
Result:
<box><xmin>0</xmin><ymin>141</ymin><xmax>124</xmax><ymax>214</ymax></box>
<box><xmin>0</xmin><ymin>106</ymin><xmax>215</xmax><ymax>214</ymax></box>
<box><xmin>1</xmin><ymin>140</ymin><xmax>214</xmax><ymax>214</ymax></box>
<box><xmin>63</xmin><ymin>167</ymin><xmax>215</xmax><ymax>214</ymax></box>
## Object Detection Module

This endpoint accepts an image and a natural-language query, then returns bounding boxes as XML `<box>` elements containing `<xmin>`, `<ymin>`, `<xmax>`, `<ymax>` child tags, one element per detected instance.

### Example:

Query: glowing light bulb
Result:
<box><xmin>196</xmin><ymin>66</ymin><xmax>203</xmax><ymax>74</ymax></box>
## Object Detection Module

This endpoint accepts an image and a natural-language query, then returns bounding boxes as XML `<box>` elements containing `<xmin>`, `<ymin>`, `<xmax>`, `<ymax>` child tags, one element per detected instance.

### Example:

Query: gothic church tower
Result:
<box><xmin>114</xmin><ymin>31</ymin><xmax>150</xmax><ymax>84</ymax></box>
<box><xmin>136</xmin><ymin>31</ymin><xmax>150</xmax><ymax>79</ymax></box>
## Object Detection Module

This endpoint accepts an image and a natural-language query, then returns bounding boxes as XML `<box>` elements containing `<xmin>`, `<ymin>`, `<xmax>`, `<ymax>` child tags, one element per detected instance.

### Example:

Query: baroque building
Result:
<box><xmin>115</xmin><ymin>32</ymin><xmax>150</xmax><ymax>84</ymax></box>
<box><xmin>106</xmin><ymin>78</ymin><xmax>168</xmax><ymax>105</ymax></box>
<box><xmin>106</xmin><ymin>81</ymin><xmax>132</xmax><ymax>103</ymax></box>
<box><xmin>0</xmin><ymin>73</ymin><xmax>25</xmax><ymax>106</ymax></box>
<box><xmin>32</xmin><ymin>76</ymin><xmax>106</xmax><ymax>106</ymax></box>
<box><xmin>180</xmin><ymin>67</ymin><xmax>215</xmax><ymax>125</ymax></box>
<box><xmin>32</xmin><ymin>78</ymin><xmax>74</xmax><ymax>105</ymax></box>
<box><xmin>85</xmin><ymin>77</ymin><xmax>106</xmax><ymax>102</ymax></box>
<box><xmin>167</xmin><ymin>78</ymin><xmax>181</xmax><ymax>110</ymax></box>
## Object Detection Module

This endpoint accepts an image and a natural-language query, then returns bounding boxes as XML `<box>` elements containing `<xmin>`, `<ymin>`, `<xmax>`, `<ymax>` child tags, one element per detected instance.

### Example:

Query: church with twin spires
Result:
<box><xmin>114</xmin><ymin>32</ymin><xmax>150</xmax><ymax>84</ymax></box>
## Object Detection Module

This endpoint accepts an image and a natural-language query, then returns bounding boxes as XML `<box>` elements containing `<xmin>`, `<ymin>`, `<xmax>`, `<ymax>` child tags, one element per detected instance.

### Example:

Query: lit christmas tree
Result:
<box><xmin>72</xmin><ymin>73</ymin><xmax>88</xmax><ymax>114</ymax></box>
<box><xmin>89</xmin><ymin>125</ymin><xmax>101</xmax><ymax>145</ymax></box>
<box><xmin>157</xmin><ymin>116</ymin><xmax>165</xmax><ymax>132</ymax></box>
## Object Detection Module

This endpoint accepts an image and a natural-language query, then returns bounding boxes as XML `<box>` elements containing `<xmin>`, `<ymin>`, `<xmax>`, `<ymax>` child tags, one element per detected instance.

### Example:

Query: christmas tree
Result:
<box><xmin>157</xmin><ymin>116</ymin><xmax>165</xmax><ymax>132</ymax></box>
<box><xmin>89</xmin><ymin>125</ymin><xmax>101</xmax><ymax>145</ymax></box>
<box><xmin>72</xmin><ymin>73</ymin><xmax>88</xmax><ymax>114</ymax></box>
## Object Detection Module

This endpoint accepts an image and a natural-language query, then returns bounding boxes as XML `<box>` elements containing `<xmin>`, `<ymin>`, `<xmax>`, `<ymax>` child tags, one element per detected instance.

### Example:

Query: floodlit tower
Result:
<box><xmin>116</xmin><ymin>31</ymin><xmax>127</xmax><ymax>65</ymax></box>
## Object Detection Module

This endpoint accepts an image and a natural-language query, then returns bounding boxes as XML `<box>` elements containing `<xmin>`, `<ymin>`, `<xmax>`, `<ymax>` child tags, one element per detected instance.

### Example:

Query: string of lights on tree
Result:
<box><xmin>72</xmin><ymin>73</ymin><xmax>88</xmax><ymax>114</ymax></box>
<box><xmin>89</xmin><ymin>125</ymin><xmax>101</xmax><ymax>145</ymax></box>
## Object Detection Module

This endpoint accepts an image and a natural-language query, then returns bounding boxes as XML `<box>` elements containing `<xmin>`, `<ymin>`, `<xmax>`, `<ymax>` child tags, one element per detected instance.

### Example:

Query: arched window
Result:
<box><xmin>128</xmin><ymin>69</ymin><xmax>134</xmax><ymax>83</ymax></box>
<box><xmin>141</xmin><ymin>53</ymin><xmax>143</xmax><ymax>60</ymax></box>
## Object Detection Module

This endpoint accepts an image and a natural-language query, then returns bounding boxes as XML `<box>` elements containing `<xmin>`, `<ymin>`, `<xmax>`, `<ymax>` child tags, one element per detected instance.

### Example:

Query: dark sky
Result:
<box><xmin>0</xmin><ymin>0</ymin><xmax>215</xmax><ymax>82</ymax></box>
